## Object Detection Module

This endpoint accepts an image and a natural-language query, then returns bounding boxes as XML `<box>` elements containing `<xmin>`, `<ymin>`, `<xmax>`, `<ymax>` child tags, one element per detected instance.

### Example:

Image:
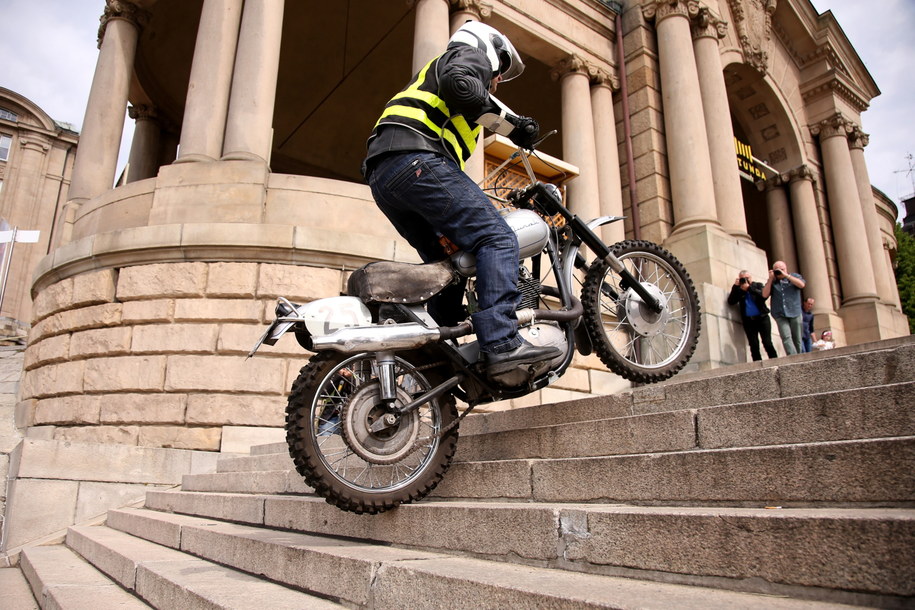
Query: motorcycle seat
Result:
<box><xmin>346</xmin><ymin>259</ymin><xmax>457</xmax><ymax>304</ymax></box>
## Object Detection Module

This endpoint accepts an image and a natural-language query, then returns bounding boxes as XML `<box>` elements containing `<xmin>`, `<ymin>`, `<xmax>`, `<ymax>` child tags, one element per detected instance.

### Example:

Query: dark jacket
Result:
<box><xmin>728</xmin><ymin>281</ymin><xmax>770</xmax><ymax>320</ymax></box>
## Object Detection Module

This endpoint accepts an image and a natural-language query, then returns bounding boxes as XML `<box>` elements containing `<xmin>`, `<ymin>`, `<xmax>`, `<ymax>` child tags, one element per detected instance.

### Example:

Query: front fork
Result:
<box><xmin>531</xmin><ymin>183</ymin><xmax>662</xmax><ymax>314</ymax></box>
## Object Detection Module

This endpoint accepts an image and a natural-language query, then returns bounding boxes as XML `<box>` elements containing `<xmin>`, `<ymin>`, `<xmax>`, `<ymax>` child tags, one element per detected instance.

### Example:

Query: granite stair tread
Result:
<box><xmin>63</xmin><ymin>523</ymin><xmax>344</xmax><ymax>609</ymax></box>
<box><xmin>104</xmin><ymin>506</ymin><xmax>874</xmax><ymax>608</ymax></box>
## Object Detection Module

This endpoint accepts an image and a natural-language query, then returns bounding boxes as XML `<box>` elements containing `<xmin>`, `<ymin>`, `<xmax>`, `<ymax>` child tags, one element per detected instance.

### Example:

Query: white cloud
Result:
<box><xmin>813</xmin><ymin>0</ymin><xmax>915</xmax><ymax>210</ymax></box>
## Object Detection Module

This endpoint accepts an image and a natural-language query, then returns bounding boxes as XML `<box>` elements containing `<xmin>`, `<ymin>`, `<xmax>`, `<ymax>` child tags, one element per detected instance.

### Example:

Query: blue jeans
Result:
<box><xmin>774</xmin><ymin>315</ymin><xmax>803</xmax><ymax>355</ymax></box>
<box><xmin>366</xmin><ymin>151</ymin><xmax>522</xmax><ymax>354</ymax></box>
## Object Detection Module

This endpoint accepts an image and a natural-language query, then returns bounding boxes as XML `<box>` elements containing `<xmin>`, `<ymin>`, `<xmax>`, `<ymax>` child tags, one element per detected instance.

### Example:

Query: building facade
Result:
<box><xmin>2</xmin><ymin>0</ymin><xmax>909</xmax><ymax>553</ymax></box>
<box><xmin>0</xmin><ymin>88</ymin><xmax>78</xmax><ymax>332</ymax></box>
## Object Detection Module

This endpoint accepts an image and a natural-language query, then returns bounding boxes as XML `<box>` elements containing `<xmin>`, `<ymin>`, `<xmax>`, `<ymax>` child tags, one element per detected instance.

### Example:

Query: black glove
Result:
<box><xmin>508</xmin><ymin>116</ymin><xmax>539</xmax><ymax>149</ymax></box>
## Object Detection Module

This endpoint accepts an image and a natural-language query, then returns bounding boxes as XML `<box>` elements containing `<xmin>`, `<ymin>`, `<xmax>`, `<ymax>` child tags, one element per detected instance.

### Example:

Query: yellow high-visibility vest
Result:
<box><xmin>373</xmin><ymin>57</ymin><xmax>481</xmax><ymax>170</ymax></box>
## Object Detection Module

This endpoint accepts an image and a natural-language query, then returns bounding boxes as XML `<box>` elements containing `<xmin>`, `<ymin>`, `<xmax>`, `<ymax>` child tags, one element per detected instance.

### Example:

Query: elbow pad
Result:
<box><xmin>439</xmin><ymin>64</ymin><xmax>488</xmax><ymax>115</ymax></box>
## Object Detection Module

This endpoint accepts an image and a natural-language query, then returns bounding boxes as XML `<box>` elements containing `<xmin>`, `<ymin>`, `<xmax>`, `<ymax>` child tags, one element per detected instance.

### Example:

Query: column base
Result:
<box><xmin>838</xmin><ymin>300</ymin><xmax>910</xmax><ymax>346</ymax></box>
<box><xmin>149</xmin><ymin>160</ymin><xmax>271</xmax><ymax>225</ymax></box>
<box><xmin>173</xmin><ymin>153</ymin><xmax>218</xmax><ymax>164</ymax></box>
<box><xmin>221</xmin><ymin>151</ymin><xmax>269</xmax><ymax>164</ymax></box>
<box><xmin>662</xmin><ymin>224</ymin><xmax>775</xmax><ymax>370</ymax></box>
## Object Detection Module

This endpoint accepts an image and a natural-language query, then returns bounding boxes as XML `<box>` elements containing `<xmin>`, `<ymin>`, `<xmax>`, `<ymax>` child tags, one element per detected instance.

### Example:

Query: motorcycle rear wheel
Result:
<box><xmin>581</xmin><ymin>240</ymin><xmax>700</xmax><ymax>383</ymax></box>
<box><xmin>285</xmin><ymin>351</ymin><xmax>458</xmax><ymax>514</ymax></box>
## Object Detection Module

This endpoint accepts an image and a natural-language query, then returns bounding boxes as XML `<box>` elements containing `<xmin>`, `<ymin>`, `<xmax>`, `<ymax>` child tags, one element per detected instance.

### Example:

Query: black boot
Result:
<box><xmin>485</xmin><ymin>340</ymin><xmax>561</xmax><ymax>379</ymax></box>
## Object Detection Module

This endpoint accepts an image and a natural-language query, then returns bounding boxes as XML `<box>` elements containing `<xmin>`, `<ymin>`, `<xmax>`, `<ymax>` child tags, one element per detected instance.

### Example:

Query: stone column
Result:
<box><xmin>693</xmin><ymin>8</ymin><xmax>748</xmax><ymax>237</ymax></box>
<box><xmin>126</xmin><ymin>105</ymin><xmax>160</xmax><ymax>182</ymax></box>
<box><xmin>554</xmin><ymin>56</ymin><xmax>601</xmax><ymax>223</ymax></box>
<box><xmin>222</xmin><ymin>0</ymin><xmax>285</xmax><ymax>163</ymax></box>
<box><xmin>68</xmin><ymin>1</ymin><xmax>145</xmax><ymax>205</ymax></box>
<box><xmin>591</xmin><ymin>70</ymin><xmax>625</xmax><ymax>244</ymax></box>
<box><xmin>787</xmin><ymin>166</ymin><xmax>834</xmax><ymax>317</ymax></box>
<box><xmin>761</xmin><ymin>177</ymin><xmax>797</xmax><ymax>271</ymax></box>
<box><xmin>176</xmin><ymin>0</ymin><xmax>243</xmax><ymax>163</ymax></box>
<box><xmin>412</xmin><ymin>0</ymin><xmax>450</xmax><ymax>73</ymax></box>
<box><xmin>643</xmin><ymin>0</ymin><xmax>719</xmax><ymax>232</ymax></box>
<box><xmin>449</xmin><ymin>1</ymin><xmax>490</xmax><ymax>184</ymax></box>
<box><xmin>811</xmin><ymin>115</ymin><xmax>878</xmax><ymax>305</ymax></box>
<box><xmin>9</xmin><ymin>135</ymin><xmax>51</xmax><ymax>226</ymax></box>
<box><xmin>849</xmin><ymin>129</ymin><xmax>897</xmax><ymax>305</ymax></box>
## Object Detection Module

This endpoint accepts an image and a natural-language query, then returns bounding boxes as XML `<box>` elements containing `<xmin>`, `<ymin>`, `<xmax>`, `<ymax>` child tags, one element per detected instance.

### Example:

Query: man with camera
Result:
<box><xmin>728</xmin><ymin>270</ymin><xmax>779</xmax><ymax>361</ymax></box>
<box><xmin>763</xmin><ymin>260</ymin><xmax>807</xmax><ymax>355</ymax></box>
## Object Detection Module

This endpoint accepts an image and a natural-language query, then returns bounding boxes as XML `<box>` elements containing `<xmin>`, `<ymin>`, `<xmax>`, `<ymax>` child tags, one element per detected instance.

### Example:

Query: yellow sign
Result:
<box><xmin>735</xmin><ymin>138</ymin><xmax>765</xmax><ymax>180</ymax></box>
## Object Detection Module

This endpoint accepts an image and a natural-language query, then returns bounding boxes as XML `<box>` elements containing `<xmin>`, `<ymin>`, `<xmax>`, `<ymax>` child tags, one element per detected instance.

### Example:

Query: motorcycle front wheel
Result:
<box><xmin>285</xmin><ymin>351</ymin><xmax>458</xmax><ymax>514</ymax></box>
<box><xmin>581</xmin><ymin>240</ymin><xmax>700</xmax><ymax>384</ymax></box>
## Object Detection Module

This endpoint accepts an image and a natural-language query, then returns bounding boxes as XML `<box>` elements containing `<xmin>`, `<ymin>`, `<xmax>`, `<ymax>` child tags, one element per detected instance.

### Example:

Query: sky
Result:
<box><xmin>1</xmin><ymin>0</ymin><xmax>913</xmax><ymax>217</ymax></box>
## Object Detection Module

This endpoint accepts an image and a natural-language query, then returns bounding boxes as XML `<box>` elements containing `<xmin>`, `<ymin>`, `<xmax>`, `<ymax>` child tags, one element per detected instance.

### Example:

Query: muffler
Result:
<box><xmin>310</xmin><ymin>323</ymin><xmax>446</xmax><ymax>353</ymax></box>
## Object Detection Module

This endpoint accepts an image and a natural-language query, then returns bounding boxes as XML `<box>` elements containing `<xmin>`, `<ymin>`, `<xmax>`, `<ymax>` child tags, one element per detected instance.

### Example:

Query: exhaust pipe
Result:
<box><xmin>310</xmin><ymin>322</ymin><xmax>476</xmax><ymax>353</ymax></box>
<box><xmin>309</xmin><ymin>299</ymin><xmax>582</xmax><ymax>353</ymax></box>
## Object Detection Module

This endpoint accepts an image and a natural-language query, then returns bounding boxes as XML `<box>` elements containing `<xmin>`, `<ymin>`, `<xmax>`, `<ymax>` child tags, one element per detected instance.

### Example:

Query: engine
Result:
<box><xmin>519</xmin><ymin>320</ymin><xmax>567</xmax><ymax>369</ymax></box>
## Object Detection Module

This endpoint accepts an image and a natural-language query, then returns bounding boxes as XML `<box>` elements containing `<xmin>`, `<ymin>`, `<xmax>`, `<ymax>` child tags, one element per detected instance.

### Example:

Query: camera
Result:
<box><xmin>739</xmin><ymin>277</ymin><xmax>748</xmax><ymax>285</ymax></box>
<box><xmin>773</xmin><ymin>269</ymin><xmax>783</xmax><ymax>277</ymax></box>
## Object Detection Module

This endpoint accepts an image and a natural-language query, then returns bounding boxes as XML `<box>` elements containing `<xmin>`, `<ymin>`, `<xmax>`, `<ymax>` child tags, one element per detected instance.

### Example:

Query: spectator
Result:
<box><xmin>801</xmin><ymin>297</ymin><xmax>815</xmax><ymax>353</ymax></box>
<box><xmin>728</xmin><ymin>270</ymin><xmax>778</xmax><ymax>361</ymax></box>
<box><xmin>812</xmin><ymin>330</ymin><xmax>835</xmax><ymax>351</ymax></box>
<box><xmin>763</xmin><ymin>260</ymin><xmax>806</xmax><ymax>355</ymax></box>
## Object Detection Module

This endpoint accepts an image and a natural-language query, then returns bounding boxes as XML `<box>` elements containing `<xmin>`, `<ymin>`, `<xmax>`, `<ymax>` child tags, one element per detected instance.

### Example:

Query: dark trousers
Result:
<box><xmin>743</xmin><ymin>315</ymin><xmax>778</xmax><ymax>361</ymax></box>
<box><xmin>367</xmin><ymin>151</ymin><xmax>522</xmax><ymax>354</ymax></box>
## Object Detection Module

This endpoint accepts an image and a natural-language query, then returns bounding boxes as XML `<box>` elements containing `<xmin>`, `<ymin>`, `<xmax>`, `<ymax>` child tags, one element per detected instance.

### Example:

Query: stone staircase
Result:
<box><xmin>9</xmin><ymin>337</ymin><xmax>915</xmax><ymax>608</ymax></box>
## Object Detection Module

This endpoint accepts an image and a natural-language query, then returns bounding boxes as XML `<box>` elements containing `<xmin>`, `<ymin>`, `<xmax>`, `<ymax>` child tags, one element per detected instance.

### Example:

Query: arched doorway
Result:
<box><xmin>724</xmin><ymin>62</ymin><xmax>806</xmax><ymax>265</ymax></box>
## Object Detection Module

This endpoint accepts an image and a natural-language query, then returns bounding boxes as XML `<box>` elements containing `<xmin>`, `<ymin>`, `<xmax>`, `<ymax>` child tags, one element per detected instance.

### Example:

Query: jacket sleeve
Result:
<box><xmin>749</xmin><ymin>282</ymin><xmax>767</xmax><ymax>300</ymax></box>
<box><xmin>727</xmin><ymin>285</ymin><xmax>743</xmax><ymax>306</ymax></box>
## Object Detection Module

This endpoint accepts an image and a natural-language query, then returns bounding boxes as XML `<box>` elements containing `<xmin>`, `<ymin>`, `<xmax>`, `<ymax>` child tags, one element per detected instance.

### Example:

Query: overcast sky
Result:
<box><xmin>2</xmin><ymin>0</ymin><xmax>913</xmax><ymax>217</ymax></box>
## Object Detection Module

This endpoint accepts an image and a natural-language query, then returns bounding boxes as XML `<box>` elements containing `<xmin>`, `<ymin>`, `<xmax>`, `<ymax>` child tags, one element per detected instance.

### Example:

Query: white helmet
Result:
<box><xmin>448</xmin><ymin>21</ymin><xmax>525</xmax><ymax>82</ymax></box>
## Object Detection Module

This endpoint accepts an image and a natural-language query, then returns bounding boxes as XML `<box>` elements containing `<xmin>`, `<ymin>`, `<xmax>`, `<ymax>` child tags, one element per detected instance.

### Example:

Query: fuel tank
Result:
<box><xmin>451</xmin><ymin>208</ymin><xmax>549</xmax><ymax>277</ymax></box>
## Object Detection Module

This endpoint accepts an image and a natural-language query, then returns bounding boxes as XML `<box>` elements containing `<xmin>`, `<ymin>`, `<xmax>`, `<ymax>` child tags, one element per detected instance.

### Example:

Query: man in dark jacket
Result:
<box><xmin>728</xmin><ymin>270</ymin><xmax>778</xmax><ymax>361</ymax></box>
<box><xmin>362</xmin><ymin>21</ymin><xmax>559</xmax><ymax>381</ymax></box>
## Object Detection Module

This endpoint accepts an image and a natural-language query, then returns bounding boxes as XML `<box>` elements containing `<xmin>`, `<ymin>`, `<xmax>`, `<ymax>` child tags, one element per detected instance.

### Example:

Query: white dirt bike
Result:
<box><xmin>250</xmin><ymin>133</ymin><xmax>700</xmax><ymax>514</ymax></box>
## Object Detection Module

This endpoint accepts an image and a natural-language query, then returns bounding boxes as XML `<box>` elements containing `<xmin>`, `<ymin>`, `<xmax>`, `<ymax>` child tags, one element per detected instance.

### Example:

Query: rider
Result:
<box><xmin>362</xmin><ymin>20</ymin><xmax>560</xmax><ymax>380</ymax></box>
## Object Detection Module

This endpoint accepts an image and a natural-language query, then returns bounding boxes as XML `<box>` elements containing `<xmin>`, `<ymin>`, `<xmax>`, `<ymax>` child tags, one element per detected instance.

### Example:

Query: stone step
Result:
<box><xmin>19</xmin><ymin>545</ymin><xmax>151</xmax><ymax>609</ymax></box>
<box><xmin>181</xmin><ymin>468</ymin><xmax>312</xmax><ymax>494</ymax></box>
<box><xmin>437</xmin><ymin>436</ymin><xmax>915</xmax><ymax>503</ymax></box>
<box><xmin>0</xmin><ymin>567</ymin><xmax>39</xmax><ymax>609</ymax></box>
<box><xmin>190</xmin><ymin>339</ymin><xmax>914</xmax><ymax>474</ymax></box>
<box><xmin>131</xmin><ymin>495</ymin><xmax>915</xmax><ymax>598</ymax></box>
<box><xmin>215</xmin><ymin>451</ymin><xmax>293</xmax><ymax>473</ymax></box>
<box><xmin>455</xmin><ymin>381</ymin><xmax>915</xmax><ymax>462</ymax></box>
<box><xmin>185</xmin><ymin>380</ymin><xmax>913</xmax><ymax>499</ymax></box>
<box><xmin>460</xmin><ymin>338</ymin><xmax>915</xmax><ymax>436</ymax></box>
<box><xmin>64</xmin><ymin>524</ymin><xmax>343</xmax><ymax>609</ymax></box>
<box><xmin>249</xmin><ymin>441</ymin><xmax>286</xmax><ymax>455</ymax></box>
<box><xmin>106</xmin><ymin>506</ymin><xmax>872</xmax><ymax>607</ymax></box>
<box><xmin>182</xmin><ymin>434</ymin><xmax>914</xmax><ymax>504</ymax></box>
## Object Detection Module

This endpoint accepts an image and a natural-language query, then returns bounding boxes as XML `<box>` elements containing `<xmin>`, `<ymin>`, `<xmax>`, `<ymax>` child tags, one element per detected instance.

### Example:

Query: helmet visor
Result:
<box><xmin>497</xmin><ymin>42</ymin><xmax>524</xmax><ymax>82</ymax></box>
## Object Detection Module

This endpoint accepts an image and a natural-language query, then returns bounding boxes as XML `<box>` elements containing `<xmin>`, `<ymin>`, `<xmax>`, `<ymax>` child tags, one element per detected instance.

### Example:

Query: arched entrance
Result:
<box><xmin>724</xmin><ymin>62</ymin><xmax>806</xmax><ymax>266</ymax></box>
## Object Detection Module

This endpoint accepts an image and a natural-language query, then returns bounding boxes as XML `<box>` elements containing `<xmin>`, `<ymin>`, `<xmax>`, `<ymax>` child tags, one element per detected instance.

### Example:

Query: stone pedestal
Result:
<box><xmin>664</xmin><ymin>224</ymin><xmax>773</xmax><ymax>368</ymax></box>
<box><xmin>839</xmin><ymin>301</ymin><xmax>911</xmax><ymax>347</ymax></box>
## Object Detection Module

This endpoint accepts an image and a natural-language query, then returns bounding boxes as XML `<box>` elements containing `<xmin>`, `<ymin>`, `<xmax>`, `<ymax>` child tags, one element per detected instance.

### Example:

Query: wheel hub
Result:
<box><xmin>622</xmin><ymin>283</ymin><xmax>670</xmax><ymax>337</ymax></box>
<box><xmin>342</xmin><ymin>382</ymin><xmax>420</xmax><ymax>465</ymax></box>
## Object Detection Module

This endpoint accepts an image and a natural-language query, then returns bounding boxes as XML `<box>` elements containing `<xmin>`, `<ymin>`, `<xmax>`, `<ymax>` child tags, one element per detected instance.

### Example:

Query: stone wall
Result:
<box><xmin>21</xmin><ymin>262</ymin><xmax>627</xmax><ymax>451</ymax></box>
<box><xmin>0</xmin><ymin>346</ymin><xmax>26</xmax><ymax>556</ymax></box>
<box><xmin>21</xmin><ymin>262</ymin><xmax>338</xmax><ymax>452</ymax></box>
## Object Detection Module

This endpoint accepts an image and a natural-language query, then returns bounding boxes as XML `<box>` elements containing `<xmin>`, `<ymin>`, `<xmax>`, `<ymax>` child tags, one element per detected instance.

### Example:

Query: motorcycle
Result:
<box><xmin>249</xmin><ymin>133</ymin><xmax>700</xmax><ymax>514</ymax></box>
